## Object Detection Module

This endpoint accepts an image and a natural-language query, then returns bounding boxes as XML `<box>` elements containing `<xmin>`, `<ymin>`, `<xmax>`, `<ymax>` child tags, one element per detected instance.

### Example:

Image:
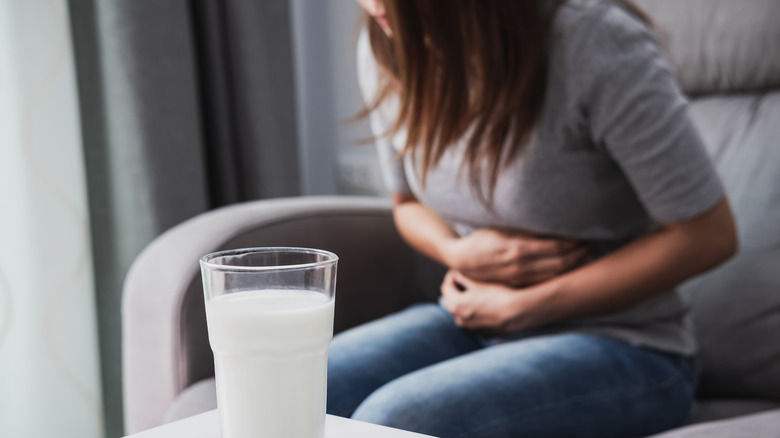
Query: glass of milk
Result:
<box><xmin>200</xmin><ymin>247</ymin><xmax>338</xmax><ymax>438</ymax></box>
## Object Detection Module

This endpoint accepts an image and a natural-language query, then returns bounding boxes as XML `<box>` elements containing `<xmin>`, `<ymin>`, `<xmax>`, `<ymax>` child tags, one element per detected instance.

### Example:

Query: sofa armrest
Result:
<box><xmin>121</xmin><ymin>196</ymin><xmax>444</xmax><ymax>433</ymax></box>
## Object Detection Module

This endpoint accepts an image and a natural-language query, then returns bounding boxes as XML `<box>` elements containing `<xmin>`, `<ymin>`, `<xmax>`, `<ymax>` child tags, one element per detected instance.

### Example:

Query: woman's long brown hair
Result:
<box><xmin>360</xmin><ymin>0</ymin><xmax>651</xmax><ymax>205</ymax></box>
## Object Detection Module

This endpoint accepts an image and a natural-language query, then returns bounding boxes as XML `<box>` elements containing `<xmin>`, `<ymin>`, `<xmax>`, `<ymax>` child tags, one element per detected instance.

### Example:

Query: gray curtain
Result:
<box><xmin>68</xmin><ymin>0</ymin><xmax>300</xmax><ymax>436</ymax></box>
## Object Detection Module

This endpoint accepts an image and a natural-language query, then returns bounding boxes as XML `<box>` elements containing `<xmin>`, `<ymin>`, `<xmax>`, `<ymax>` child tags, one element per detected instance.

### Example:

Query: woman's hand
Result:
<box><xmin>391</xmin><ymin>193</ymin><xmax>587</xmax><ymax>287</ymax></box>
<box><xmin>440</xmin><ymin>269</ymin><xmax>542</xmax><ymax>332</ymax></box>
<box><xmin>442</xmin><ymin>228</ymin><xmax>589</xmax><ymax>287</ymax></box>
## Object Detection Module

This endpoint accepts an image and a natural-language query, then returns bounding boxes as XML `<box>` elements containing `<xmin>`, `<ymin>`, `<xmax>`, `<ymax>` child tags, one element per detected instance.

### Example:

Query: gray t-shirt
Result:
<box><xmin>357</xmin><ymin>0</ymin><xmax>724</xmax><ymax>356</ymax></box>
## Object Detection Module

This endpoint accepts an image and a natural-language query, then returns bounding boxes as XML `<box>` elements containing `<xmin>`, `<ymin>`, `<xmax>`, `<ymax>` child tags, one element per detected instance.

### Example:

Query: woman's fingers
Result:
<box><xmin>513</xmin><ymin>245</ymin><xmax>591</xmax><ymax>284</ymax></box>
<box><xmin>511</xmin><ymin>236</ymin><xmax>580</xmax><ymax>260</ymax></box>
<box><xmin>440</xmin><ymin>270</ymin><xmax>475</xmax><ymax>323</ymax></box>
<box><xmin>461</xmin><ymin>247</ymin><xmax>587</xmax><ymax>287</ymax></box>
<box><xmin>449</xmin><ymin>228</ymin><xmax>590</xmax><ymax>287</ymax></box>
<box><xmin>448</xmin><ymin>269</ymin><xmax>472</xmax><ymax>289</ymax></box>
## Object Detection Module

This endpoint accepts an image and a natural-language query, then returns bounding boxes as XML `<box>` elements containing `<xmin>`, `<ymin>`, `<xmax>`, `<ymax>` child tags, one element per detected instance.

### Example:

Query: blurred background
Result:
<box><xmin>0</xmin><ymin>1</ymin><xmax>384</xmax><ymax>437</ymax></box>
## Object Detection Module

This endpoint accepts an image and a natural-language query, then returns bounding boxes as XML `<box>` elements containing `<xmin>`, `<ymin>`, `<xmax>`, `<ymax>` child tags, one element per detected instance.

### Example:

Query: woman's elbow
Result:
<box><xmin>667</xmin><ymin>197</ymin><xmax>738</xmax><ymax>273</ymax></box>
<box><xmin>698</xmin><ymin>198</ymin><xmax>739</xmax><ymax>269</ymax></box>
<box><xmin>711</xmin><ymin>222</ymin><xmax>738</xmax><ymax>266</ymax></box>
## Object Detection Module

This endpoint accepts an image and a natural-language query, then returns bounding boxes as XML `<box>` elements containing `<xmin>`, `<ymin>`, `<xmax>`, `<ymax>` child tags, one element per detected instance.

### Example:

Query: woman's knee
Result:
<box><xmin>327</xmin><ymin>303</ymin><xmax>465</xmax><ymax>418</ymax></box>
<box><xmin>350</xmin><ymin>375</ymin><xmax>443</xmax><ymax>433</ymax></box>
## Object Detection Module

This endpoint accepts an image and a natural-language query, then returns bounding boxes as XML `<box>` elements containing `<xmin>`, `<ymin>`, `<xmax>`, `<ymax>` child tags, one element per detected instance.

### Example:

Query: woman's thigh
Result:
<box><xmin>352</xmin><ymin>333</ymin><xmax>696</xmax><ymax>438</ymax></box>
<box><xmin>327</xmin><ymin>303</ymin><xmax>483</xmax><ymax>417</ymax></box>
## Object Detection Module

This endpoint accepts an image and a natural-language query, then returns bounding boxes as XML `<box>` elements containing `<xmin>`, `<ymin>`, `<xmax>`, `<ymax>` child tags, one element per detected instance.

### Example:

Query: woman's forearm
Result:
<box><xmin>391</xmin><ymin>193</ymin><xmax>459</xmax><ymax>266</ymax></box>
<box><xmin>513</xmin><ymin>198</ymin><xmax>738</xmax><ymax>329</ymax></box>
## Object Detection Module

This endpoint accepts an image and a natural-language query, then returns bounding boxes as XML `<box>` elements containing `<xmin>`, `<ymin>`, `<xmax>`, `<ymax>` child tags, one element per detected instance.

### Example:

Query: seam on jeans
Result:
<box><xmin>454</xmin><ymin>370</ymin><xmax>692</xmax><ymax>438</ymax></box>
<box><xmin>659</xmin><ymin>365</ymin><xmax>684</xmax><ymax>389</ymax></box>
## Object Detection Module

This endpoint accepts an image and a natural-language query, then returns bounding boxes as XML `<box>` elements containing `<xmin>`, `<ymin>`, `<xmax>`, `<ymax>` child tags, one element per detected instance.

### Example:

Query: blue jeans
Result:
<box><xmin>327</xmin><ymin>303</ymin><xmax>696</xmax><ymax>438</ymax></box>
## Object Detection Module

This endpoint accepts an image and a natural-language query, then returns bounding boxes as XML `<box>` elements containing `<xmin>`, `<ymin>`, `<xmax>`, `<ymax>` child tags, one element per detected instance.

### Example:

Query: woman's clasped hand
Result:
<box><xmin>442</xmin><ymin>228</ymin><xmax>588</xmax><ymax>286</ymax></box>
<box><xmin>439</xmin><ymin>229</ymin><xmax>589</xmax><ymax>331</ymax></box>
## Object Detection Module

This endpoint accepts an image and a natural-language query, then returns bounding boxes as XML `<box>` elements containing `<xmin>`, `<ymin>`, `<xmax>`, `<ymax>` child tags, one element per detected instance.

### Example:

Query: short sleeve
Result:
<box><xmin>570</xmin><ymin>4</ymin><xmax>724</xmax><ymax>223</ymax></box>
<box><xmin>356</xmin><ymin>30</ymin><xmax>412</xmax><ymax>195</ymax></box>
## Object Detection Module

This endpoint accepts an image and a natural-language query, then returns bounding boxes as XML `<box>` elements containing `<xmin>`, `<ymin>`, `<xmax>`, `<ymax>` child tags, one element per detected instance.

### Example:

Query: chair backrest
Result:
<box><xmin>636</xmin><ymin>0</ymin><xmax>780</xmax><ymax>400</ymax></box>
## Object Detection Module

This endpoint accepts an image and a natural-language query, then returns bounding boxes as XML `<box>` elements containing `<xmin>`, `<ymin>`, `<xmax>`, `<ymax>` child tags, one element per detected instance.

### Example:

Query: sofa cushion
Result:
<box><xmin>636</xmin><ymin>0</ymin><xmax>780</xmax><ymax>95</ymax></box>
<box><xmin>649</xmin><ymin>409</ymin><xmax>780</xmax><ymax>438</ymax></box>
<box><xmin>681</xmin><ymin>93</ymin><xmax>780</xmax><ymax>400</ymax></box>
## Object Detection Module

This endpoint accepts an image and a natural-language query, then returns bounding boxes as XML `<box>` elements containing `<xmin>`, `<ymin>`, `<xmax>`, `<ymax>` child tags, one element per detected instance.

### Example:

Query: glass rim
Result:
<box><xmin>199</xmin><ymin>247</ymin><xmax>339</xmax><ymax>272</ymax></box>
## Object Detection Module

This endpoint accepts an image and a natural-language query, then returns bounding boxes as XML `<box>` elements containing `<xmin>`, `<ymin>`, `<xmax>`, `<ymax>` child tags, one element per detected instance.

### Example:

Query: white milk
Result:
<box><xmin>205</xmin><ymin>289</ymin><xmax>335</xmax><ymax>438</ymax></box>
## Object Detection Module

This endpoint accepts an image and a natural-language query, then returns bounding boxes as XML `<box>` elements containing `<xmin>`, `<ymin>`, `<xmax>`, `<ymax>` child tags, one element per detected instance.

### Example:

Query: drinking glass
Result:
<box><xmin>200</xmin><ymin>247</ymin><xmax>338</xmax><ymax>438</ymax></box>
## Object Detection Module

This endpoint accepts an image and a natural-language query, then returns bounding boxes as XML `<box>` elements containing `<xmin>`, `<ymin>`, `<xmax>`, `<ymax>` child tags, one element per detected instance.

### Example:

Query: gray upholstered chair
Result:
<box><xmin>122</xmin><ymin>197</ymin><xmax>446</xmax><ymax>433</ymax></box>
<box><xmin>122</xmin><ymin>0</ymin><xmax>780</xmax><ymax>436</ymax></box>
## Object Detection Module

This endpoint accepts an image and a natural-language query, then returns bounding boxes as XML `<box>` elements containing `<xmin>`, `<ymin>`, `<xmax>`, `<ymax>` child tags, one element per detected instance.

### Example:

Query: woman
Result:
<box><xmin>328</xmin><ymin>0</ymin><xmax>738</xmax><ymax>437</ymax></box>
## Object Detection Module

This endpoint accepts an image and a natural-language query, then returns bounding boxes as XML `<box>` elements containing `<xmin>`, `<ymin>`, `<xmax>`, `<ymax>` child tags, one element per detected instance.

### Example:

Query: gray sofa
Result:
<box><xmin>122</xmin><ymin>0</ymin><xmax>780</xmax><ymax>436</ymax></box>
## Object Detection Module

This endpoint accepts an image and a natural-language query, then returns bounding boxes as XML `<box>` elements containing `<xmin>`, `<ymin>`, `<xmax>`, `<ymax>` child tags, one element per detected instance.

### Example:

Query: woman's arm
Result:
<box><xmin>391</xmin><ymin>192</ymin><xmax>460</xmax><ymax>266</ymax></box>
<box><xmin>442</xmin><ymin>197</ymin><xmax>738</xmax><ymax>330</ymax></box>
<box><xmin>392</xmin><ymin>193</ymin><xmax>588</xmax><ymax>286</ymax></box>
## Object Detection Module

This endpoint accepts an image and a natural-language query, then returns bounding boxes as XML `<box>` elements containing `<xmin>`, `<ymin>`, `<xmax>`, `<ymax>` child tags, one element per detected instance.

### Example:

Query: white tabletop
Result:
<box><xmin>123</xmin><ymin>410</ymin><xmax>436</xmax><ymax>438</ymax></box>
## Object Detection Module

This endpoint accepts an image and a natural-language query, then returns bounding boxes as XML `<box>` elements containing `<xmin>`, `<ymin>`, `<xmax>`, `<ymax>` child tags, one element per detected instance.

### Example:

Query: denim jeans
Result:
<box><xmin>327</xmin><ymin>303</ymin><xmax>696</xmax><ymax>438</ymax></box>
